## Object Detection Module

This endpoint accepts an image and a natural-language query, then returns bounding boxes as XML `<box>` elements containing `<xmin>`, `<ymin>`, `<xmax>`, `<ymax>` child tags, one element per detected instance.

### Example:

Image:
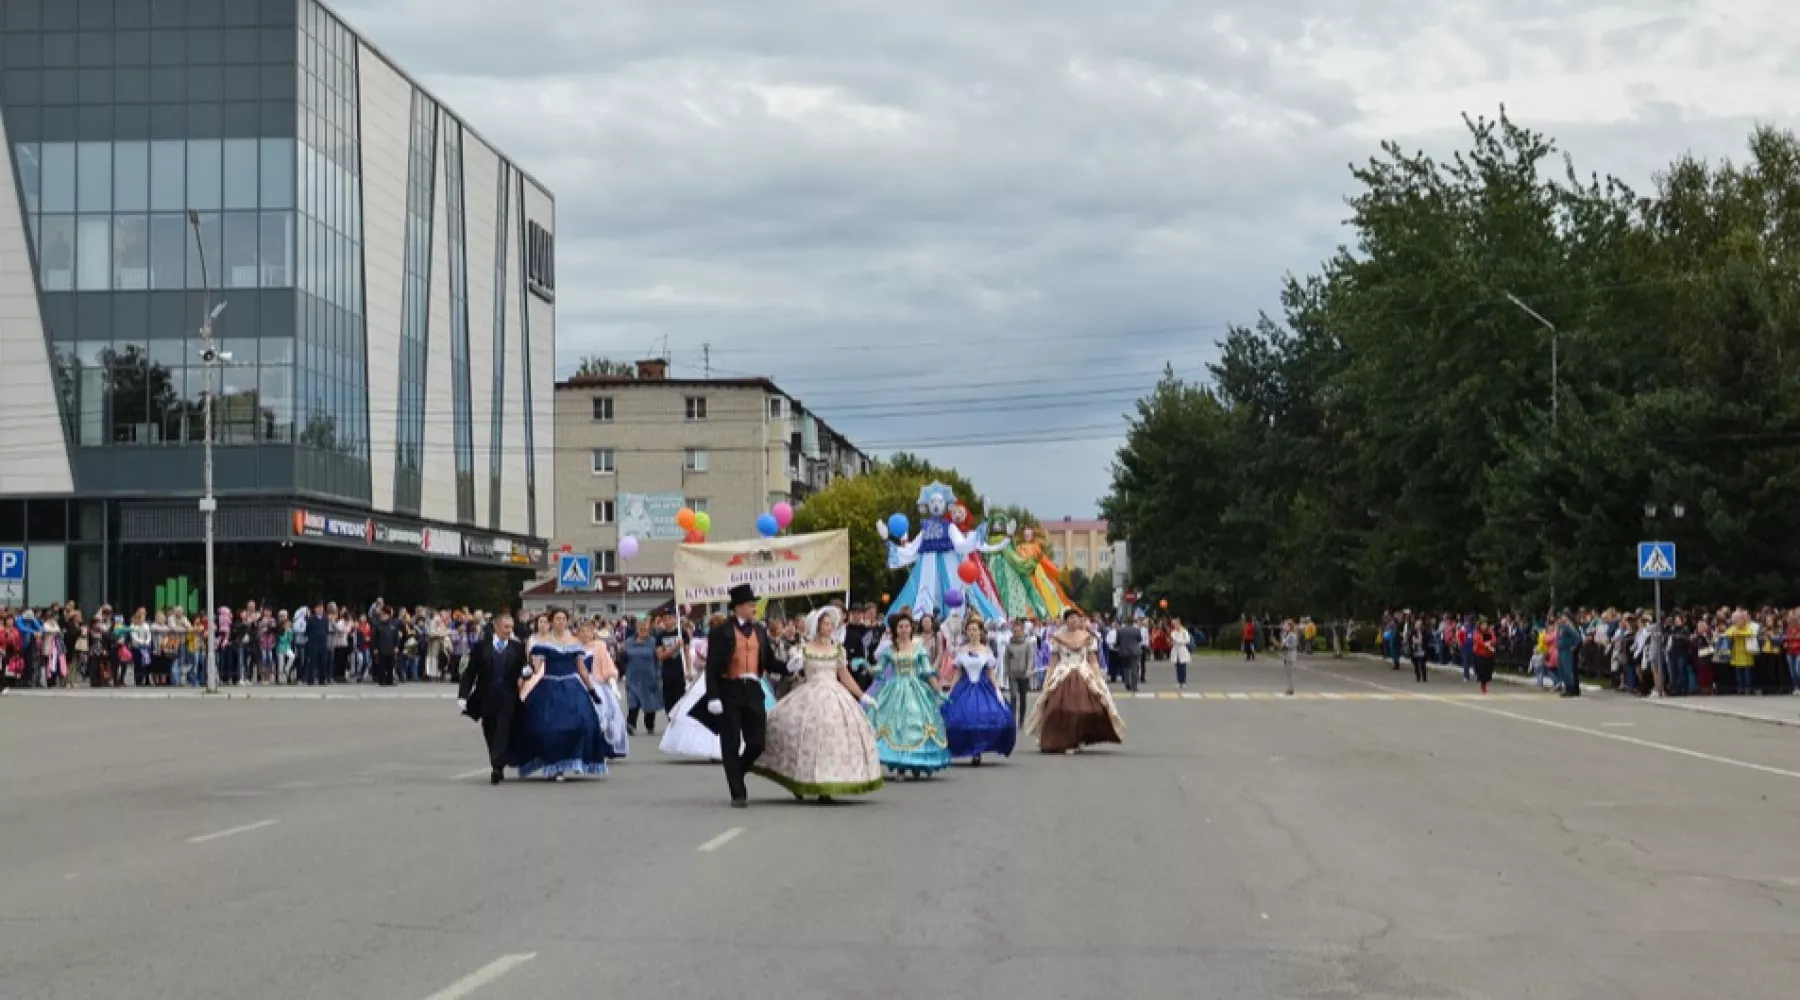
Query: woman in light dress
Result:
<box><xmin>941</xmin><ymin>617</ymin><xmax>1016</xmax><ymax>764</ymax></box>
<box><xmin>580</xmin><ymin>620</ymin><xmax>629</xmax><ymax>760</ymax></box>
<box><xmin>866</xmin><ymin>611</ymin><xmax>953</xmax><ymax>778</ymax></box>
<box><xmin>752</xmin><ymin>607</ymin><xmax>884</xmax><ymax>802</ymax></box>
<box><xmin>1028</xmin><ymin>609</ymin><xmax>1125</xmax><ymax>754</ymax></box>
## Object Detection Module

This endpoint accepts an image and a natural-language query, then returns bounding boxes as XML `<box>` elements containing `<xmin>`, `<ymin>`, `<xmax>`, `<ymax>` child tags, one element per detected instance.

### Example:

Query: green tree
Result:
<box><xmin>790</xmin><ymin>459</ymin><xmax>993</xmax><ymax>603</ymax></box>
<box><xmin>574</xmin><ymin>356</ymin><xmax>638</xmax><ymax>377</ymax></box>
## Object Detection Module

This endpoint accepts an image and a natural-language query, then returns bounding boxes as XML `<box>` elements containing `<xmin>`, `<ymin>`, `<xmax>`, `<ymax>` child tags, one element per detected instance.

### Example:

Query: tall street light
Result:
<box><xmin>1506</xmin><ymin>291</ymin><xmax>1560</xmax><ymax>611</ymax></box>
<box><xmin>188</xmin><ymin>209</ymin><xmax>228</xmax><ymax>694</ymax></box>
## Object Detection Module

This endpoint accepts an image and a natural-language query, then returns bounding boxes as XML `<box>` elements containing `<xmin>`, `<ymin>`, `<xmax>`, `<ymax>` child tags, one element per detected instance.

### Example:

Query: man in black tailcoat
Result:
<box><xmin>692</xmin><ymin>584</ymin><xmax>788</xmax><ymax>807</ymax></box>
<box><xmin>458</xmin><ymin>612</ymin><xmax>529</xmax><ymax>785</ymax></box>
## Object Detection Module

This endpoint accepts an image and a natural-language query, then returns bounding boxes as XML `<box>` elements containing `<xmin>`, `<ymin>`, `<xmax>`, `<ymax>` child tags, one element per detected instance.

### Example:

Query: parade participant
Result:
<box><xmin>866</xmin><ymin>610</ymin><xmax>953</xmax><ymax>778</ymax></box>
<box><xmin>1028</xmin><ymin>609</ymin><xmax>1125</xmax><ymax>754</ymax></box>
<box><xmin>752</xmin><ymin>606</ymin><xmax>884</xmax><ymax>802</ymax></box>
<box><xmin>1004</xmin><ymin>619</ymin><xmax>1036</xmax><ymax>729</ymax></box>
<box><xmin>692</xmin><ymin>584</ymin><xmax>787</xmax><ymax>808</ymax></box>
<box><xmin>456</xmin><ymin>612</ymin><xmax>529</xmax><ymax>785</ymax></box>
<box><xmin>942</xmin><ymin>617</ymin><xmax>1016</xmax><ymax>764</ymax></box>
<box><xmin>581</xmin><ymin>621</ymin><xmax>629</xmax><ymax>760</ymax></box>
<box><xmin>620</xmin><ymin>617</ymin><xmax>663</xmax><ymax>735</ymax></box>
<box><xmin>513</xmin><ymin>608</ymin><xmax>612</xmax><ymax>781</ymax></box>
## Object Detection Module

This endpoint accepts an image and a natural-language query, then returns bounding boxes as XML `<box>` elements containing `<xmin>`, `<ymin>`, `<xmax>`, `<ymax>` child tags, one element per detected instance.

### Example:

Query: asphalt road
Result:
<box><xmin>3</xmin><ymin>654</ymin><xmax>1799</xmax><ymax>999</ymax></box>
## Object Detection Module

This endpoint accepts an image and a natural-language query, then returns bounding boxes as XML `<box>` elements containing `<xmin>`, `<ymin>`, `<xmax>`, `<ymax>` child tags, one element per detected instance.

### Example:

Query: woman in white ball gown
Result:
<box><xmin>752</xmin><ymin>606</ymin><xmax>883</xmax><ymax>802</ymax></box>
<box><xmin>661</xmin><ymin>614</ymin><xmax>777</xmax><ymax>760</ymax></box>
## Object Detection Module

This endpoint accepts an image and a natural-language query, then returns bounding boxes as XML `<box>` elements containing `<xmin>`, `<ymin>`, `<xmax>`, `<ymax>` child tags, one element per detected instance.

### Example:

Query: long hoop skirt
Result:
<box><xmin>1027</xmin><ymin>663</ymin><xmax>1124</xmax><ymax>753</ymax></box>
<box><xmin>753</xmin><ymin>672</ymin><xmax>883</xmax><ymax>798</ymax></box>
<box><xmin>942</xmin><ymin>674</ymin><xmax>1016</xmax><ymax>758</ymax></box>
<box><xmin>866</xmin><ymin>671</ymin><xmax>951</xmax><ymax>774</ymax></box>
<box><xmin>513</xmin><ymin>671</ymin><xmax>612</xmax><ymax>777</ymax></box>
<box><xmin>660</xmin><ymin>673</ymin><xmax>778</xmax><ymax>759</ymax></box>
<box><xmin>590</xmin><ymin>679</ymin><xmax>629</xmax><ymax>759</ymax></box>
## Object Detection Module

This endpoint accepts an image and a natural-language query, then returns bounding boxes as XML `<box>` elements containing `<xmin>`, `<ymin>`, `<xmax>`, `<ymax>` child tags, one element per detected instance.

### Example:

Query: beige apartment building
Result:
<box><xmin>551</xmin><ymin>359</ymin><xmax>870</xmax><ymax>613</ymax></box>
<box><xmin>1046</xmin><ymin>517</ymin><xmax>1113</xmax><ymax>579</ymax></box>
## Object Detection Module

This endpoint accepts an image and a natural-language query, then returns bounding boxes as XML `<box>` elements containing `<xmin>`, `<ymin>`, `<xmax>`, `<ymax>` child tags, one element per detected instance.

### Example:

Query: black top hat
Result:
<box><xmin>727</xmin><ymin>583</ymin><xmax>757</xmax><ymax>609</ymax></box>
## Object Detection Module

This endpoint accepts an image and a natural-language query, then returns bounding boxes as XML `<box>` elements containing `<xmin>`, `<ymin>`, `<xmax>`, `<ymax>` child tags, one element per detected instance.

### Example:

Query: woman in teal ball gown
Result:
<box><xmin>865</xmin><ymin>611</ymin><xmax>951</xmax><ymax>778</ymax></box>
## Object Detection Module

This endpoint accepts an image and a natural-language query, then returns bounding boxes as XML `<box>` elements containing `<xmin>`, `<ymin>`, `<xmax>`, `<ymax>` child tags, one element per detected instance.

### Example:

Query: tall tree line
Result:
<box><xmin>1104</xmin><ymin>110</ymin><xmax>1800</xmax><ymax>623</ymax></box>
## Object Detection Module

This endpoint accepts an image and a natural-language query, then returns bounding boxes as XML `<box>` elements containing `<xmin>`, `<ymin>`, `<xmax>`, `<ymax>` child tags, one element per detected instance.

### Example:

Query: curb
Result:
<box><xmin>1349</xmin><ymin>653</ymin><xmax>1569</xmax><ymax>691</ymax></box>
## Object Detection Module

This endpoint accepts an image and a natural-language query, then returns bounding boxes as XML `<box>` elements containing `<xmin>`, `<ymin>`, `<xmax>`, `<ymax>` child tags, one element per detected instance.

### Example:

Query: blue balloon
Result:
<box><xmin>756</xmin><ymin>512</ymin><xmax>779</xmax><ymax>537</ymax></box>
<box><xmin>886</xmin><ymin>513</ymin><xmax>909</xmax><ymax>538</ymax></box>
<box><xmin>944</xmin><ymin>586</ymin><xmax>964</xmax><ymax>608</ymax></box>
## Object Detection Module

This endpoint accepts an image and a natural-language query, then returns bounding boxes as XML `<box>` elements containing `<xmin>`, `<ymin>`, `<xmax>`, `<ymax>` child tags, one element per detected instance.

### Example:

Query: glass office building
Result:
<box><xmin>0</xmin><ymin>0</ymin><xmax>557</xmax><ymax>610</ymax></box>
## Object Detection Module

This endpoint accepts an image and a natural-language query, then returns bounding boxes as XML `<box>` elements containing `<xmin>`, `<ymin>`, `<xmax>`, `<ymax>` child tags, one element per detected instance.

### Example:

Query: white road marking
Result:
<box><xmin>697</xmin><ymin>826</ymin><xmax>745</xmax><ymax>852</ymax></box>
<box><xmin>1600</xmin><ymin>722</ymin><xmax>1635</xmax><ymax>728</ymax></box>
<box><xmin>1227</xmin><ymin>693</ymin><xmax>1250</xmax><ymax>700</ymax></box>
<box><xmin>453</xmin><ymin>768</ymin><xmax>491</xmax><ymax>780</ymax></box>
<box><xmin>187</xmin><ymin>819</ymin><xmax>278</xmax><ymax>844</ymax></box>
<box><xmin>1303</xmin><ymin>664</ymin><xmax>1800</xmax><ymax>782</ymax></box>
<box><xmin>1179</xmin><ymin>691</ymin><xmax>1201</xmax><ymax>699</ymax></box>
<box><xmin>422</xmin><ymin>953</ymin><xmax>537</xmax><ymax>1000</ymax></box>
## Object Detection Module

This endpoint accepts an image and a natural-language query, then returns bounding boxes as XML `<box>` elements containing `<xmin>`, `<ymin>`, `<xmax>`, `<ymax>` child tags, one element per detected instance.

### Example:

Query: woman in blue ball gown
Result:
<box><xmin>512</xmin><ymin>608</ymin><xmax>612</xmax><ymax>780</ymax></box>
<box><xmin>941</xmin><ymin>617</ymin><xmax>1015</xmax><ymax>764</ymax></box>
<box><xmin>865</xmin><ymin>611</ymin><xmax>951</xmax><ymax>779</ymax></box>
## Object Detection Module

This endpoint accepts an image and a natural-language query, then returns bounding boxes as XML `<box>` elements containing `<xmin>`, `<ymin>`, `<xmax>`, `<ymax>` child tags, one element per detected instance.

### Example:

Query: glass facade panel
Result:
<box><xmin>113</xmin><ymin>140</ymin><xmax>148</xmax><ymax>211</ymax></box>
<box><xmin>222</xmin><ymin>210</ymin><xmax>259</xmax><ymax>287</ymax></box>
<box><xmin>148</xmin><ymin>139</ymin><xmax>183</xmax><ymax>209</ymax></box>
<box><xmin>184</xmin><ymin>210</ymin><xmax>220</xmax><ymax>290</ymax></box>
<box><xmin>444</xmin><ymin>121</ymin><xmax>474</xmax><ymax>522</ymax></box>
<box><xmin>76</xmin><ymin>141</ymin><xmax>110</xmax><ymax>210</ymax></box>
<box><xmin>488</xmin><ymin>162</ymin><xmax>509</xmax><ymax>529</ymax></box>
<box><xmin>40</xmin><ymin>213</ymin><xmax>75</xmax><ymax>290</ymax></box>
<box><xmin>185</xmin><ymin>137</ymin><xmax>220</xmax><ymax>209</ymax></box>
<box><xmin>15</xmin><ymin>143</ymin><xmax>40</xmax><ymax>215</ymax></box>
<box><xmin>112</xmin><ymin>214</ymin><xmax>149</xmax><ymax>289</ymax></box>
<box><xmin>41</xmin><ymin>141</ymin><xmax>75</xmax><ymax>211</ymax></box>
<box><xmin>222</xmin><ymin>137</ymin><xmax>257</xmax><ymax>207</ymax></box>
<box><xmin>148</xmin><ymin>211</ymin><xmax>186</xmax><ymax>289</ymax></box>
<box><xmin>76</xmin><ymin>214</ymin><xmax>110</xmax><ymax>289</ymax></box>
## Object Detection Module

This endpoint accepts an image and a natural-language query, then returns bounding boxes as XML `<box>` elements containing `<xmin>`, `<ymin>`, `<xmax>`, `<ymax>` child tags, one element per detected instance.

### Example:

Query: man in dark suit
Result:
<box><xmin>692</xmin><ymin>584</ymin><xmax>787</xmax><ymax>808</ymax></box>
<box><xmin>457</xmin><ymin>612</ymin><xmax>529</xmax><ymax>784</ymax></box>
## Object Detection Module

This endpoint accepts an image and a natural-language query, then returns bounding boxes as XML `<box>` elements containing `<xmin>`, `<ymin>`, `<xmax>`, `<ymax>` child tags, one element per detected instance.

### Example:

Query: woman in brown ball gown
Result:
<box><xmin>1027</xmin><ymin>609</ymin><xmax>1125</xmax><ymax>753</ymax></box>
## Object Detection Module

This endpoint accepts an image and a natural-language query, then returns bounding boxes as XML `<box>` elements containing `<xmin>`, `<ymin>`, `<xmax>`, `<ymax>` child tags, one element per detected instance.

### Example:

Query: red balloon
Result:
<box><xmin>684</xmin><ymin>529</ymin><xmax>704</xmax><ymax>543</ymax></box>
<box><xmin>957</xmin><ymin>559</ymin><xmax>979</xmax><ymax>584</ymax></box>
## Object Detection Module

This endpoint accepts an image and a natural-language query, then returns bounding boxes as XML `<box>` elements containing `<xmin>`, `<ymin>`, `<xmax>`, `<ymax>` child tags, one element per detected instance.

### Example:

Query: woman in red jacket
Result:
<box><xmin>1473</xmin><ymin>618</ymin><xmax>1498</xmax><ymax>694</ymax></box>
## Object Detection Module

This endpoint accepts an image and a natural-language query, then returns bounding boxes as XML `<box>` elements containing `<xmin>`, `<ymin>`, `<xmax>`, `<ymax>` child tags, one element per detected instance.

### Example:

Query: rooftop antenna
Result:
<box><xmin>703</xmin><ymin>343</ymin><xmax>711</xmax><ymax>378</ymax></box>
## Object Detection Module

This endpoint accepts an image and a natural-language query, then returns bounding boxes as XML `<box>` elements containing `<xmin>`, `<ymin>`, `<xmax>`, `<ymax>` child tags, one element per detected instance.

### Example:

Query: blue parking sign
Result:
<box><xmin>0</xmin><ymin>548</ymin><xmax>24</xmax><ymax>580</ymax></box>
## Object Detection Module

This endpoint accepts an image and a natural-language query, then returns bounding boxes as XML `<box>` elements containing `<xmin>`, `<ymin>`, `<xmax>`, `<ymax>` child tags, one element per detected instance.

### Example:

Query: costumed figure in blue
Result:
<box><xmin>865</xmin><ymin>611</ymin><xmax>952</xmax><ymax>778</ymax></box>
<box><xmin>942</xmin><ymin>617</ymin><xmax>1016</xmax><ymax>763</ymax></box>
<box><xmin>879</xmin><ymin>482</ymin><xmax>1005</xmax><ymax>622</ymax></box>
<box><xmin>512</xmin><ymin>609</ymin><xmax>612</xmax><ymax>780</ymax></box>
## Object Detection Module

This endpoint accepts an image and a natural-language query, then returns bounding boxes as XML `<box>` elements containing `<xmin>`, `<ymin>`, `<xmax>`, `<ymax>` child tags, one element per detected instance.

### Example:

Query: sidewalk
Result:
<box><xmin>1638</xmin><ymin>693</ymin><xmax>1800</xmax><ymax>729</ymax></box>
<box><xmin>3</xmin><ymin>687</ymin><xmax>455</xmax><ymax>701</ymax></box>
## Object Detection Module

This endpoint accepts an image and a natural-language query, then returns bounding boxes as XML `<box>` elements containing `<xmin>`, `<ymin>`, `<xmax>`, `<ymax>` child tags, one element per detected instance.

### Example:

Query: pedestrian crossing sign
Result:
<box><xmin>1637</xmin><ymin>541</ymin><xmax>1676</xmax><ymax>580</ymax></box>
<box><xmin>557</xmin><ymin>553</ymin><xmax>593</xmax><ymax>590</ymax></box>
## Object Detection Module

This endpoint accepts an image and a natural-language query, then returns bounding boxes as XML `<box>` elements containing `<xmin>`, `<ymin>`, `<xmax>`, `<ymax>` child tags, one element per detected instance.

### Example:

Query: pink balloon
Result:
<box><xmin>619</xmin><ymin>536</ymin><xmax>639</xmax><ymax>560</ymax></box>
<box><xmin>772</xmin><ymin>502</ymin><xmax>794</xmax><ymax>528</ymax></box>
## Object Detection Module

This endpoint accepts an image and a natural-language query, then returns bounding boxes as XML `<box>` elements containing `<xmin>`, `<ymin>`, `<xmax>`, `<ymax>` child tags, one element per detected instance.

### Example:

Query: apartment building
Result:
<box><xmin>1047</xmin><ymin>517</ymin><xmax>1112</xmax><ymax>578</ymax></box>
<box><xmin>551</xmin><ymin>359</ymin><xmax>870</xmax><ymax>613</ymax></box>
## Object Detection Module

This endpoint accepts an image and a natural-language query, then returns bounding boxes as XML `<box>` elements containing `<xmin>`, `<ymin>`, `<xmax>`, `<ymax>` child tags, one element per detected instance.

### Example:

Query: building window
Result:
<box><xmin>685</xmin><ymin>396</ymin><xmax>707</xmax><ymax>421</ymax></box>
<box><xmin>591</xmin><ymin>500</ymin><xmax>615</xmax><ymax>525</ymax></box>
<box><xmin>684</xmin><ymin>448</ymin><xmax>708</xmax><ymax>472</ymax></box>
<box><xmin>768</xmin><ymin>397</ymin><xmax>784</xmax><ymax>418</ymax></box>
<box><xmin>590</xmin><ymin>448</ymin><xmax>614</xmax><ymax>474</ymax></box>
<box><xmin>685</xmin><ymin>498</ymin><xmax>709</xmax><ymax>514</ymax></box>
<box><xmin>592</xmin><ymin>396</ymin><xmax>613</xmax><ymax>422</ymax></box>
<box><xmin>594</xmin><ymin>549</ymin><xmax>618</xmax><ymax>574</ymax></box>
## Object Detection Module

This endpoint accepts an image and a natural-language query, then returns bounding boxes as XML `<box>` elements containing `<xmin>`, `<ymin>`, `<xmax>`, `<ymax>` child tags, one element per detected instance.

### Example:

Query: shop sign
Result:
<box><xmin>625</xmin><ymin>574</ymin><xmax>674</xmax><ymax>595</ymax></box>
<box><xmin>292</xmin><ymin>508</ymin><xmax>371</xmax><ymax>542</ymax></box>
<box><xmin>422</xmin><ymin>528</ymin><xmax>461</xmax><ymax>556</ymax></box>
<box><xmin>373</xmin><ymin>522</ymin><xmax>425</xmax><ymax>548</ymax></box>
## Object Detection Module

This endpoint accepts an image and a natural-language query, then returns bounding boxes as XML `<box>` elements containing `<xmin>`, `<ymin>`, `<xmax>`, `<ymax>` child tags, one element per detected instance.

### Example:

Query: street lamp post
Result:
<box><xmin>188</xmin><ymin>209</ymin><xmax>228</xmax><ymax>693</ymax></box>
<box><xmin>1506</xmin><ymin>291</ymin><xmax>1560</xmax><ymax>611</ymax></box>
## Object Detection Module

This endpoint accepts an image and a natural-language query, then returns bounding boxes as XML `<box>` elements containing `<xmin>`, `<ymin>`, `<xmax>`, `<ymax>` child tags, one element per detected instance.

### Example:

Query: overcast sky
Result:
<box><xmin>335</xmin><ymin>0</ymin><xmax>1798</xmax><ymax>521</ymax></box>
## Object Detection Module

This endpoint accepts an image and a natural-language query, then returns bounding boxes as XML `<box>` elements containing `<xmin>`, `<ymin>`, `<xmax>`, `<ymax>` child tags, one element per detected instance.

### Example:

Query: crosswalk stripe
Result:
<box><xmin>1227</xmin><ymin>693</ymin><xmax>1249</xmax><ymax>700</ymax></box>
<box><xmin>1112</xmin><ymin>689</ymin><xmax>1550</xmax><ymax>701</ymax></box>
<box><xmin>1157</xmin><ymin>692</ymin><xmax>1180</xmax><ymax>700</ymax></box>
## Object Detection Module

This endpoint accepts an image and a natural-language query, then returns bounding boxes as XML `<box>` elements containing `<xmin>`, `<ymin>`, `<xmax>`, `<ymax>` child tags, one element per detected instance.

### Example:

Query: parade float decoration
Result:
<box><xmin>983</xmin><ymin>522</ymin><xmax>1077</xmax><ymax>620</ymax></box>
<box><xmin>879</xmin><ymin>482</ymin><xmax>1004</xmax><ymax>621</ymax></box>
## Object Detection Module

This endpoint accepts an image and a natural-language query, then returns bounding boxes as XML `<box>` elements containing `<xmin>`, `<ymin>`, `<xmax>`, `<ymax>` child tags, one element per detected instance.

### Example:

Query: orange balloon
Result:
<box><xmin>1159</xmin><ymin>598</ymin><xmax>1168</xmax><ymax>609</ymax></box>
<box><xmin>676</xmin><ymin>507</ymin><xmax>696</xmax><ymax>530</ymax></box>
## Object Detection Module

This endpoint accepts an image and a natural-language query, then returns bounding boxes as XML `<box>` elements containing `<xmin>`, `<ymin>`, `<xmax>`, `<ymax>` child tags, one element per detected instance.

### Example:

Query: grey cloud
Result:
<box><xmin>325</xmin><ymin>0</ymin><xmax>1796</xmax><ymax>518</ymax></box>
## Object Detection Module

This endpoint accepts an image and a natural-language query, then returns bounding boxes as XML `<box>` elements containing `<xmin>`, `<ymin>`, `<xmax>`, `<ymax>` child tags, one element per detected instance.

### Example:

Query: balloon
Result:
<box><xmin>772</xmin><ymin>502</ymin><xmax>793</xmax><ymax>528</ymax></box>
<box><xmin>944</xmin><ymin>586</ymin><xmax>964</xmax><ymax>608</ymax></box>
<box><xmin>881</xmin><ymin>593</ymin><xmax>891</xmax><ymax>603</ymax></box>
<box><xmin>684</xmin><ymin>529</ymin><xmax>704</xmax><ymax>544</ymax></box>
<box><xmin>619</xmin><ymin>536</ymin><xmax>639</xmax><ymax>560</ymax></box>
<box><xmin>1158</xmin><ymin>598</ymin><xmax>1168</xmax><ymax>610</ymax></box>
<box><xmin>886</xmin><ymin>513</ymin><xmax>909</xmax><ymax>538</ymax></box>
<box><xmin>756</xmin><ymin>513</ymin><xmax>779</xmax><ymax>537</ymax></box>
<box><xmin>676</xmin><ymin>507</ymin><xmax>696</xmax><ymax>530</ymax></box>
<box><xmin>694</xmin><ymin>511</ymin><xmax>711</xmax><ymax>535</ymax></box>
<box><xmin>957</xmin><ymin>559</ymin><xmax>979</xmax><ymax>584</ymax></box>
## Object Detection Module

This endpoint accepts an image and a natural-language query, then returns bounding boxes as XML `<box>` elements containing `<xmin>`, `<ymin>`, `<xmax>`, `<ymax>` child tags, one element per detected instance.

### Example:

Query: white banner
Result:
<box><xmin>673</xmin><ymin>529</ymin><xmax>850</xmax><ymax>604</ymax></box>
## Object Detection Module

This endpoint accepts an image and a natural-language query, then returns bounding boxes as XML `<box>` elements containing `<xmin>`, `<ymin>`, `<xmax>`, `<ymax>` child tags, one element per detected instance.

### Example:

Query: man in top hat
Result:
<box><xmin>692</xmin><ymin>583</ymin><xmax>788</xmax><ymax>807</ymax></box>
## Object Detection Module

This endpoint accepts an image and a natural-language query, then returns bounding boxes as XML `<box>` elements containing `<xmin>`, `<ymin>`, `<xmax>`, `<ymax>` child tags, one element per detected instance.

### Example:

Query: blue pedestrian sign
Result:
<box><xmin>556</xmin><ymin>553</ymin><xmax>593</xmax><ymax>590</ymax></box>
<box><xmin>0</xmin><ymin>547</ymin><xmax>23</xmax><ymax>580</ymax></box>
<box><xmin>1637</xmin><ymin>541</ymin><xmax>1676</xmax><ymax>580</ymax></box>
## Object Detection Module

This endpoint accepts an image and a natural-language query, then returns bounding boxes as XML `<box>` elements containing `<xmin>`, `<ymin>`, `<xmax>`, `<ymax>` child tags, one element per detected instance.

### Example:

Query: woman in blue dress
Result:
<box><xmin>619</xmin><ymin>617</ymin><xmax>663</xmax><ymax>735</ymax></box>
<box><xmin>941</xmin><ymin>617</ymin><xmax>1016</xmax><ymax>764</ymax></box>
<box><xmin>865</xmin><ymin>612</ymin><xmax>952</xmax><ymax>779</ymax></box>
<box><xmin>512</xmin><ymin>609</ymin><xmax>612</xmax><ymax>780</ymax></box>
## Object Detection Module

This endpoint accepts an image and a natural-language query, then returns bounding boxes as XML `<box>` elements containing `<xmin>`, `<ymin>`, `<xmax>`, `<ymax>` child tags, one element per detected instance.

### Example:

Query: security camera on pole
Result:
<box><xmin>189</xmin><ymin>209</ymin><xmax>229</xmax><ymax>694</ymax></box>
